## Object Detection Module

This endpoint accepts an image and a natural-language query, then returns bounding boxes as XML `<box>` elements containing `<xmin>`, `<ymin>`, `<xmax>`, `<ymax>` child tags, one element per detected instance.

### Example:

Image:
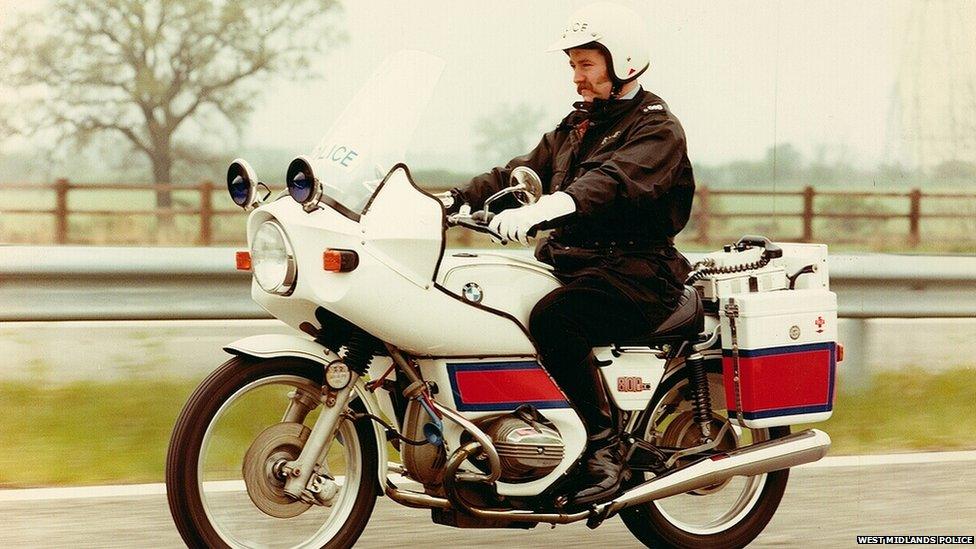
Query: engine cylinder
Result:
<box><xmin>476</xmin><ymin>410</ymin><xmax>564</xmax><ymax>482</ymax></box>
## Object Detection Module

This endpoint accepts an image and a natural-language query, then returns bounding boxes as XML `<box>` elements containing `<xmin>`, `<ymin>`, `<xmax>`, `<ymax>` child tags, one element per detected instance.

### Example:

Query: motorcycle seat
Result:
<box><xmin>616</xmin><ymin>286</ymin><xmax>704</xmax><ymax>346</ymax></box>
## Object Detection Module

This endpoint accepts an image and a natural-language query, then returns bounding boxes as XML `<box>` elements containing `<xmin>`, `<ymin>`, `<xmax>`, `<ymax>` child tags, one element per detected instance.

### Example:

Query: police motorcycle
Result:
<box><xmin>166</xmin><ymin>51</ymin><xmax>840</xmax><ymax>549</ymax></box>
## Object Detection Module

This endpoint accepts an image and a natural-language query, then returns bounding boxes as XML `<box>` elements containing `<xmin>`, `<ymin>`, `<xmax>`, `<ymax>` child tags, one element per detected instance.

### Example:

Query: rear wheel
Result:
<box><xmin>621</xmin><ymin>359</ymin><xmax>790</xmax><ymax>549</ymax></box>
<box><xmin>166</xmin><ymin>356</ymin><xmax>378</xmax><ymax>549</ymax></box>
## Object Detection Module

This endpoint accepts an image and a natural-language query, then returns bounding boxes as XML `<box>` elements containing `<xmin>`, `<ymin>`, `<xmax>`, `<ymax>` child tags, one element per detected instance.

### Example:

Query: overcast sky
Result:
<box><xmin>244</xmin><ymin>0</ymin><xmax>910</xmax><ymax>171</ymax></box>
<box><xmin>3</xmin><ymin>1</ymin><xmax>974</xmax><ymax>171</ymax></box>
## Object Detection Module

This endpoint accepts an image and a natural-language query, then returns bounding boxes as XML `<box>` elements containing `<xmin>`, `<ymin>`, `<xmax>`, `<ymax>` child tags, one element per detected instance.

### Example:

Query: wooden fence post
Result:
<box><xmin>908</xmin><ymin>188</ymin><xmax>921</xmax><ymax>248</ymax></box>
<box><xmin>199</xmin><ymin>180</ymin><xmax>213</xmax><ymax>246</ymax></box>
<box><xmin>802</xmin><ymin>186</ymin><xmax>815</xmax><ymax>242</ymax></box>
<box><xmin>54</xmin><ymin>178</ymin><xmax>69</xmax><ymax>245</ymax></box>
<box><xmin>696</xmin><ymin>185</ymin><xmax>711</xmax><ymax>244</ymax></box>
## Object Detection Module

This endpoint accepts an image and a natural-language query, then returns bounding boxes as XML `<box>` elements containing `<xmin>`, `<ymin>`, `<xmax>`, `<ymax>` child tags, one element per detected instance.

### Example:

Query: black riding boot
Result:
<box><xmin>560</xmin><ymin>354</ymin><xmax>629</xmax><ymax>506</ymax></box>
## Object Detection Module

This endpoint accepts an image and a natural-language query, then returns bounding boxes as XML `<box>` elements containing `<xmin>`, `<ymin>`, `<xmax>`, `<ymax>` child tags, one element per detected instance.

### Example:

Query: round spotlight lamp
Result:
<box><xmin>227</xmin><ymin>158</ymin><xmax>259</xmax><ymax>209</ymax></box>
<box><xmin>286</xmin><ymin>156</ymin><xmax>322</xmax><ymax>211</ymax></box>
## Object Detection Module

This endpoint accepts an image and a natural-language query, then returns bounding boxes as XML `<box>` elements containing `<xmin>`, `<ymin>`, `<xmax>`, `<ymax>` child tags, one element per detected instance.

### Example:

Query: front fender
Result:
<box><xmin>224</xmin><ymin>334</ymin><xmax>389</xmax><ymax>493</ymax></box>
<box><xmin>223</xmin><ymin>333</ymin><xmax>335</xmax><ymax>364</ymax></box>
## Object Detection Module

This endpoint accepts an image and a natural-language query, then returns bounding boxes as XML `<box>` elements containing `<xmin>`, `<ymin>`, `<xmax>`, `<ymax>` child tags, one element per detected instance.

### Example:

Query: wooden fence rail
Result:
<box><xmin>0</xmin><ymin>179</ymin><xmax>239</xmax><ymax>245</ymax></box>
<box><xmin>0</xmin><ymin>180</ymin><xmax>974</xmax><ymax>248</ymax></box>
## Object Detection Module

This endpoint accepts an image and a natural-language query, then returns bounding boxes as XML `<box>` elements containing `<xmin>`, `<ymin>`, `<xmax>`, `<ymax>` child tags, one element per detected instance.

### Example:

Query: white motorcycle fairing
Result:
<box><xmin>247</xmin><ymin>167</ymin><xmax>548</xmax><ymax>357</ymax></box>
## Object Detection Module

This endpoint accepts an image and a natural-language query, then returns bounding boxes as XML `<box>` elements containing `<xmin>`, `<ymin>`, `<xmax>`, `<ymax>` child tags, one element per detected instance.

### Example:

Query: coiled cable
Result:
<box><xmin>685</xmin><ymin>255</ymin><xmax>771</xmax><ymax>285</ymax></box>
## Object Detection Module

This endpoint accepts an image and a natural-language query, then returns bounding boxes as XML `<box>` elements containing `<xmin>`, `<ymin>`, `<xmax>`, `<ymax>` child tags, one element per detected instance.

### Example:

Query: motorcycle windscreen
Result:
<box><xmin>360</xmin><ymin>166</ymin><xmax>443</xmax><ymax>288</ymax></box>
<box><xmin>308</xmin><ymin>50</ymin><xmax>445</xmax><ymax>216</ymax></box>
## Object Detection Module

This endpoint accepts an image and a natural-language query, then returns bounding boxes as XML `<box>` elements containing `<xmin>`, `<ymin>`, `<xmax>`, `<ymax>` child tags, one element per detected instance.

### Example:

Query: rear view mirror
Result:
<box><xmin>509</xmin><ymin>166</ymin><xmax>543</xmax><ymax>205</ymax></box>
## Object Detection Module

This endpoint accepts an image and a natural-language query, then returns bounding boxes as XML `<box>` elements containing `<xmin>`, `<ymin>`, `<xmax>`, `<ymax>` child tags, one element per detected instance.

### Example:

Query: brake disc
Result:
<box><xmin>242</xmin><ymin>421</ymin><xmax>312</xmax><ymax>518</ymax></box>
<box><xmin>659</xmin><ymin>412</ymin><xmax>738</xmax><ymax>495</ymax></box>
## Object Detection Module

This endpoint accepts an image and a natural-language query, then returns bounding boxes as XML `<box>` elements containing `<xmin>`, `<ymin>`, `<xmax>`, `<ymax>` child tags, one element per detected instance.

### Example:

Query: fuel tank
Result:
<box><xmin>436</xmin><ymin>251</ymin><xmax>561</xmax><ymax>326</ymax></box>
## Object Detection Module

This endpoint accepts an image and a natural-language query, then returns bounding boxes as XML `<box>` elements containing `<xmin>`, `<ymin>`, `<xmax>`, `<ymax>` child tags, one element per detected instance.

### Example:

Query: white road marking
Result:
<box><xmin>0</xmin><ymin>482</ymin><xmax>168</xmax><ymax>502</ymax></box>
<box><xmin>1</xmin><ymin>452</ymin><xmax>973</xmax><ymax>503</ymax></box>
<box><xmin>797</xmin><ymin>449</ymin><xmax>976</xmax><ymax>469</ymax></box>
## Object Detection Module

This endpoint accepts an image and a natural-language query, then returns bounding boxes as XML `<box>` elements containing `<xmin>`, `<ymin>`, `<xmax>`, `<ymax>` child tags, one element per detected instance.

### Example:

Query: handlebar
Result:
<box><xmin>447</xmin><ymin>210</ymin><xmax>508</xmax><ymax>245</ymax></box>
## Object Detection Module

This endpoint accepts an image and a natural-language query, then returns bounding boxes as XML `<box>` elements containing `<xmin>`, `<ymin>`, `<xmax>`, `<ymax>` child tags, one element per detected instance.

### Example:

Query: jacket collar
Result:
<box><xmin>571</xmin><ymin>88</ymin><xmax>645</xmax><ymax>125</ymax></box>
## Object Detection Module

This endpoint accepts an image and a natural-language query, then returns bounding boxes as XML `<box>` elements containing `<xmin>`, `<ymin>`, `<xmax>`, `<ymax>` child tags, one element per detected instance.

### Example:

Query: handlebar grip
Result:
<box><xmin>470</xmin><ymin>210</ymin><xmax>494</xmax><ymax>224</ymax></box>
<box><xmin>454</xmin><ymin>216</ymin><xmax>507</xmax><ymax>244</ymax></box>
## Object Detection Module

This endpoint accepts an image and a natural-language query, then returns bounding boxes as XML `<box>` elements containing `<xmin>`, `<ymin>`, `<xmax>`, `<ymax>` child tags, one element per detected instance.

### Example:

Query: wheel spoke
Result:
<box><xmin>642</xmin><ymin>372</ymin><xmax>771</xmax><ymax>535</ymax></box>
<box><xmin>197</xmin><ymin>374</ymin><xmax>363</xmax><ymax>548</ymax></box>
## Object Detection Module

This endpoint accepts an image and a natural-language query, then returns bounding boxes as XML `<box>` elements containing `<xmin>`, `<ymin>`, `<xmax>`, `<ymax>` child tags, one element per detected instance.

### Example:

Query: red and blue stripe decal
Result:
<box><xmin>446</xmin><ymin>361</ymin><xmax>569</xmax><ymax>412</ymax></box>
<box><xmin>722</xmin><ymin>342</ymin><xmax>836</xmax><ymax>420</ymax></box>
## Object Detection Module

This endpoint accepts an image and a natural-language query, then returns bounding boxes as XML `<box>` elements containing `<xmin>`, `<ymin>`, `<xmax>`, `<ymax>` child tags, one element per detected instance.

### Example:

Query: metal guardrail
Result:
<box><xmin>3</xmin><ymin>245</ymin><xmax>974</xmax><ymax>391</ymax></box>
<box><xmin>2</xmin><ymin>246</ymin><xmax>975</xmax><ymax>322</ymax></box>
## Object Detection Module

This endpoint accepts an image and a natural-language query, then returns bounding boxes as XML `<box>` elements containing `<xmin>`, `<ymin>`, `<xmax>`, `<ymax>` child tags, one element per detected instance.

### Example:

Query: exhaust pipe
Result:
<box><xmin>397</xmin><ymin>429</ymin><xmax>830</xmax><ymax>528</ymax></box>
<box><xmin>591</xmin><ymin>429</ymin><xmax>831</xmax><ymax>525</ymax></box>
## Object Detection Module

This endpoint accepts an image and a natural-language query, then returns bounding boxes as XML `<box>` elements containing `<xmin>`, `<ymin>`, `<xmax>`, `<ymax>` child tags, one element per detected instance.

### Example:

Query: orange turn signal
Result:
<box><xmin>236</xmin><ymin>251</ymin><xmax>252</xmax><ymax>271</ymax></box>
<box><xmin>323</xmin><ymin>249</ymin><xmax>359</xmax><ymax>272</ymax></box>
<box><xmin>836</xmin><ymin>343</ymin><xmax>845</xmax><ymax>362</ymax></box>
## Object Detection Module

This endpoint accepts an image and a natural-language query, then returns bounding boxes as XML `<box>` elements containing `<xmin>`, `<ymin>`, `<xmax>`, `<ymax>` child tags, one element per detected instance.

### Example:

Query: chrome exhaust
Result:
<box><xmin>384</xmin><ymin>482</ymin><xmax>453</xmax><ymax>509</ymax></box>
<box><xmin>389</xmin><ymin>429</ymin><xmax>830</xmax><ymax>528</ymax></box>
<box><xmin>591</xmin><ymin>429</ymin><xmax>831</xmax><ymax>525</ymax></box>
<box><xmin>443</xmin><ymin>442</ymin><xmax>590</xmax><ymax>525</ymax></box>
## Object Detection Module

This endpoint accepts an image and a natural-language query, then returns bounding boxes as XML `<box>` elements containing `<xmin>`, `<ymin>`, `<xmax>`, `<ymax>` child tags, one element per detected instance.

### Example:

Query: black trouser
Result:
<box><xmin>529</xmin><ymin>276</ymin><xmax>660</xmax><ymax>436</ymax></box>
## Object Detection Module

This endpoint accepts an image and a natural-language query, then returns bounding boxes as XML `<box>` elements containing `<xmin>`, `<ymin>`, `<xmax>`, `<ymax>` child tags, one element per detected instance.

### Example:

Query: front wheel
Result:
<box><xmin>621</xmin><ymin>359</ymin><xmax>790</xmax><ymax>549</ymax></box>
<box><xmin>166</xmin><ymin>356</ymin><xmax>378</xmax><ymax>549</ymax></box>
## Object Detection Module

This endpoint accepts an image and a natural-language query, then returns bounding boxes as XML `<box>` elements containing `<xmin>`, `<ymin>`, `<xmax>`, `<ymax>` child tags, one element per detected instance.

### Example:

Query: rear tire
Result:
<box><xmin>621</xmin><ymin>359</ymin><xmax>790</xmax><ymax>549</ymax></box>
<box><xmin>166</xmin><ymin>356</ymin><xmax>378</xmax><ymax>549</ymax></box>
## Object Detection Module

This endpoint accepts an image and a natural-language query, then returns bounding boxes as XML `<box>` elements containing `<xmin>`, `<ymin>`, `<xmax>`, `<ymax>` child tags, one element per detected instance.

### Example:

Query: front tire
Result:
<box><xmin>166</xmin><ymin>356</ymin><xmax>378</xmax><ymax>549</ymax></box>
<box><xmin>621</xmin><ymin>359</ymin><xmax>790</xmax><ymax>549</ymax></box>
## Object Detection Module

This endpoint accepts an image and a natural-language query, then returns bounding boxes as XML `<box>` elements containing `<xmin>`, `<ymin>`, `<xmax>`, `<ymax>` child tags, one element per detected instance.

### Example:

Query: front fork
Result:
<box><xmin>281</xmin><ymin>373</ymin><xmax>360</xmax><ymax>500</ymax></box>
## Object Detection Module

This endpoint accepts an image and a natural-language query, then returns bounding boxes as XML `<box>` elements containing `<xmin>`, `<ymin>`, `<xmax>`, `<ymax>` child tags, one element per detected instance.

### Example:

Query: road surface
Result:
<box><xmin>2</xmin><ymin>456</ymin><xmax>974</xmax><ymax>548</ymax></box>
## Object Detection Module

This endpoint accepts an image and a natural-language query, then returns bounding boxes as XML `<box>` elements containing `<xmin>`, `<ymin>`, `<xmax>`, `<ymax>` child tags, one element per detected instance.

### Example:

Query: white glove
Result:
<box><xmin>488</xmin><ymin>191</ymin><xmax>576</xmax><ymax>246</ymax></box>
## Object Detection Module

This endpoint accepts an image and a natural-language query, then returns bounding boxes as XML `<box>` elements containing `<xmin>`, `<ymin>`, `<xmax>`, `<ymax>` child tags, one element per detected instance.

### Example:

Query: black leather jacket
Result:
<box><xmin>461</xmin><ymin>89</ymin><xmax>695</xmax><ymax>322</ymax></box>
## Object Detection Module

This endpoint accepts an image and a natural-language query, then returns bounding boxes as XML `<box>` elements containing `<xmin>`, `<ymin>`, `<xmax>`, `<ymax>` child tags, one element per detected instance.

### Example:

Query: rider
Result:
<box><xmin>449</xmin><ymin>2</ymin><xmax>695</xmax><ymax>505</ymax></box>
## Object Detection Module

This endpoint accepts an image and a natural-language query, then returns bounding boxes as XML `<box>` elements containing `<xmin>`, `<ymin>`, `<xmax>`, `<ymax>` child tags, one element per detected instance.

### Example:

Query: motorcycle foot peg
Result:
<box><xmin>626</xmin><ymin>439</ymin><xmax>668</xmax><ymax>473</ymax></box>
<box><xmin>553</xmin><ymin>494</ymin><xmax>570</xmax><ymax>510</ymax></box>
<box><xmin>586</xmin><ymin>505</ymin><xmax>611</xmax><ymax>530</ymax></box>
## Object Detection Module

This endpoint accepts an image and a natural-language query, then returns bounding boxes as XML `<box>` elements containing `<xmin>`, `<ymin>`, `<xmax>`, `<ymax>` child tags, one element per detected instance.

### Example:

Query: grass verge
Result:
<box><xmin>1</xmin><ymin>368</ymin><xmax>974</xmax><ymax>487</ymax></box>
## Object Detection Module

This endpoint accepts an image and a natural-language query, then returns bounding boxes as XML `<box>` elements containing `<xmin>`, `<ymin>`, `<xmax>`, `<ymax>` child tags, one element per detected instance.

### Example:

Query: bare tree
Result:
<box><xmin>473</xmin><ymin>102</ymin><xmax>549</xmax><ymax>166</ymax></box>
<box><xmin>0</xmin><ymin>0</ymin><xmax>343</xmax><ymax>211</ymax></box>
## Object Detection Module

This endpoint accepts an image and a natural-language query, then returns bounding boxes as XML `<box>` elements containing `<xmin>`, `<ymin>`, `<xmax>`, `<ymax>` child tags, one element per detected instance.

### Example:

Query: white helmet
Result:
<box><xmin>547</xmin><ymin>2</ymin><xmax>650</xmax><ymax>89</ymax></box>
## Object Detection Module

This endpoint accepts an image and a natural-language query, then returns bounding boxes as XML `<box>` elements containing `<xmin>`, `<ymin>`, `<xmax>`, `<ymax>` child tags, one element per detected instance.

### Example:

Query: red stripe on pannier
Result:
<box><xmin>723</xmin><ymin>349</ymin><xmax>832</xmax><ymax>412</ymax></box>
<box><xmin>454</xmin><ymin>368</ymin><xmax>565</xmax><ymax>405</ymax></box>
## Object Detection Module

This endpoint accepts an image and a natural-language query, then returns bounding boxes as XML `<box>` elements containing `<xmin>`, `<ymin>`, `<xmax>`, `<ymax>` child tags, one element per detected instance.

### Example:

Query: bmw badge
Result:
<box><xmin>462</xmin><ymin>283</ymin><xmax>483</xmax><ymax>303</ymax></box>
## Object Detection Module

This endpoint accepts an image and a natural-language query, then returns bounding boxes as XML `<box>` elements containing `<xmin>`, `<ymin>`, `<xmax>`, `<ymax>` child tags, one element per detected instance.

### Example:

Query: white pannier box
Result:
<box><xmin>719</xmin><ymin>288</ymin><xmax>838</xmax><ymax>428</ymax></box>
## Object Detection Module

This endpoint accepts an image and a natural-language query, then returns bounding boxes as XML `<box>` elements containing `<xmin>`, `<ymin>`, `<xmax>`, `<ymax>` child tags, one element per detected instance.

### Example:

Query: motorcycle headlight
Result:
<box><xmin>251</xmin><ymin>221</ymin><xmax>297</xmax><ymax>295</ymax></box>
